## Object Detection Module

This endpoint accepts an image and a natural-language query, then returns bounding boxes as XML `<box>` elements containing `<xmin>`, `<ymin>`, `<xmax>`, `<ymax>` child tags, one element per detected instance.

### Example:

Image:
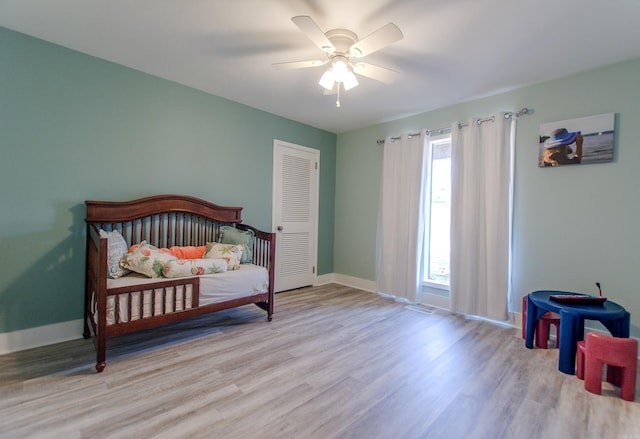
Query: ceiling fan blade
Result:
<box><xmin>291</xmin><ymin>16</ymin><xmax>336</xmax><ymax>53</ymax></box>
<box><xmin>353</xmin><ymin>62</ymin><xmax>400</xmax><ymax>83</ymax></box>
<box><xmin>349</xmin><ymin>23</ymin><xmax>403</xmax><ymax>57</ymax></box>
<box><xmin>272</xmin><ymin>59</ymin><xmax>328</xmax><ymax>70</ymax></box>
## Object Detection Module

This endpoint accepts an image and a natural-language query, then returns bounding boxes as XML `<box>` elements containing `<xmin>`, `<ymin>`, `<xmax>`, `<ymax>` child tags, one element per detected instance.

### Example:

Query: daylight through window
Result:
<box><xmin>423</xmin><ymin>135</ymin><xmax>451</xmax><ymax>289</ymax></box>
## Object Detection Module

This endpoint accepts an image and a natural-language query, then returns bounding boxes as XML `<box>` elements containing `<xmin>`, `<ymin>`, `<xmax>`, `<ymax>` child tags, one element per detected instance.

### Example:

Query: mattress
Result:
<box><xmin>103</xmin><ymin>264</ymin><xmax>269</xmax><ymax>325</ymax></box>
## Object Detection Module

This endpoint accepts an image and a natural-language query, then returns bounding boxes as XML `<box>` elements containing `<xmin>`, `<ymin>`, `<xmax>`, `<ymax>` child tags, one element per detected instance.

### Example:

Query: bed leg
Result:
<box><xmin>83</xmin><ymin>315</ymin><xmax>91</xmax><ymax>339</ymax></box>
<box><xmin>83</xmin><ymin>291</ymin><xmax>94</xmax><ymax>339</ymax></box>
<box><xmin>96</xmin><ymin>329</ymin><xmax>106</xmax><ymax>373</ymax></box>
<box><xmin>255</xmin><ymin>301</ymin><xmax>273</xmax><ymax>321</ymax></box>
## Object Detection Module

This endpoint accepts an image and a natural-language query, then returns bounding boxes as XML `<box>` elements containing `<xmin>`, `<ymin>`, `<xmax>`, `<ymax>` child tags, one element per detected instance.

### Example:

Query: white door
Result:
<box><xmin>272</xmin><ymin>139</ymin><xmax>319</xmax><ymax>293</ymax></box>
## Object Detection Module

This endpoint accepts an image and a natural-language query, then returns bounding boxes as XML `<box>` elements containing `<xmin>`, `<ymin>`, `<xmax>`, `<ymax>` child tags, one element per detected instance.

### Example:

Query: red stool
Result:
<box><xmin>522</xmin><ymin>296</ymin><xmax>561</xmax><ymax>349</ymax></box>
<box><xmin>577</xmin><ymin>332</ymin><xmax>638</xmax><ymax>402</ymax></box>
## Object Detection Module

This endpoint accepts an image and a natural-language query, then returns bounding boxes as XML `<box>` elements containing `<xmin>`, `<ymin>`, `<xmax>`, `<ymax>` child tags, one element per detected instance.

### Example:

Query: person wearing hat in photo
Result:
<box><xmin>541</xmin><ymin>128</ymin><xmax>583</xmax><ymax>166</ymax></box>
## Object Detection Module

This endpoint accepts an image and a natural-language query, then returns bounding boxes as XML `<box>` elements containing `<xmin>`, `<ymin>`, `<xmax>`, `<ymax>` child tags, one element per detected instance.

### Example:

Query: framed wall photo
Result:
<box><xmin>539</xmin><ymin>113</ymin><xmax>615</xmax><ymax>167</ymax></box>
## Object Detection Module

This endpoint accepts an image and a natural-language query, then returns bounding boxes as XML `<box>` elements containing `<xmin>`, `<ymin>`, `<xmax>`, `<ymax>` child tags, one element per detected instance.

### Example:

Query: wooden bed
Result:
<box><xmin>83</xmin><ymin>194</ymin><xmax>275</xmax><ymax>372</ymax></box>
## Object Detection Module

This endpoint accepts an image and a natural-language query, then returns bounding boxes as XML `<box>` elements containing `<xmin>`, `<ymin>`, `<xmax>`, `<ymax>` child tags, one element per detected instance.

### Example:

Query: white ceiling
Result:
<box><xmin>2</xmin><ymin>0</ymin><xmax>640</xmax><ymax>134</ymax></box>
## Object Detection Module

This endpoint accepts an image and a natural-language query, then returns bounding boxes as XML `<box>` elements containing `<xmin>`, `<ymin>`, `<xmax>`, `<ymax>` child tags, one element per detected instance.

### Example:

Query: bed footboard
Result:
<box><xmin>237</xmin><ymin>224</ymin><xmax>275</xmax><ymax>320</ymax></box>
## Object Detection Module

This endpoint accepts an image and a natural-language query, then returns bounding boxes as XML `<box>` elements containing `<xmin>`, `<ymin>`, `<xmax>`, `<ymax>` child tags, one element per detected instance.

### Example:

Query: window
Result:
<box><xmin>423</xmin><ymin>135</ymin><xmax>451</xmax><ymax>289</ymax></box>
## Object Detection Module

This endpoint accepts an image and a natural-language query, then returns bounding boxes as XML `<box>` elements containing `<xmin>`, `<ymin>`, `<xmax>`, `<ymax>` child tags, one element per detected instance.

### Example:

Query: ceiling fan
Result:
<box><xmin>273</xmin><ymin>16</ymin><xmax>403</xmax><ymax>107</ymax></box>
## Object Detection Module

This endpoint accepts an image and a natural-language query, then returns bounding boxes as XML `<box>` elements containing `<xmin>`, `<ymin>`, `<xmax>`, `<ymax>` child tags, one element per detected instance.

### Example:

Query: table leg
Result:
<box><xmin>525</xmin><ymin>295</ymin><xmax>537</xmax><ymax>349</ymax></box>
<box><xmin>576</xmin><ymin>317</ymin><xmax>585</xmax><ymax>341</ymax></box>
<box><xmin>620</xmin><ymin>312</ymin><xmax>631</xmax><ymax>337</ymax></box>
<box><xmin>601</xmin><ymin>311</ymin><xmax>631</xmax><ymax>338</ymax></box>
<box><xmin>558</xmin><ymin>310</ymin><xmax>580</xmax><ymax>374</ymax></box>
<box><xmin>525</xmin><ymin>294</ymin><xmax>554</xmax><ymax>349</ymax></box>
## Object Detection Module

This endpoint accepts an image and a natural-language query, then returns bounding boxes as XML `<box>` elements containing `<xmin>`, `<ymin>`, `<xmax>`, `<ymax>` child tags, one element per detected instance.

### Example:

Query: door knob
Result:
<box><xmin>277</xmin><ymin>225</ymin><xmax>284</xmax><ymax>231</ymax></box>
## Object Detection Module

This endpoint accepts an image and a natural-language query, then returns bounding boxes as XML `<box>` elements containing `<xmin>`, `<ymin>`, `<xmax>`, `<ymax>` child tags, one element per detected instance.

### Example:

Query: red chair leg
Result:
<box><xmin>584</xmin><ymin>355</ymin><xmax>604</xmax><ymax>395</ymax></box>
<box><xmin>552</xmin><ymin>321</ymin><xmax>560</xmax><ymax>347</ymax></box>
<box><xmin>607</xmin><ymin>365</ymin><xmax>622</xmax><ymax>387</ymax></box>
<box><xmin>535</xmin><ymin>316</ymin><xmax>560</xmax><ymax>349</ymax></box>
<box><xmin>620</xmin><ymin>366</ymin><xmax>637</xmax><ymax>402</ymax></box>
<box><xmin>576</xmin><ymin>340</ymin><xmax>585</xmax><ymax>380</ymax></box>
<box><xmin>536</xmin><ymin>320</ymin><xmax>550</xmax><ymax>349</ymax></box>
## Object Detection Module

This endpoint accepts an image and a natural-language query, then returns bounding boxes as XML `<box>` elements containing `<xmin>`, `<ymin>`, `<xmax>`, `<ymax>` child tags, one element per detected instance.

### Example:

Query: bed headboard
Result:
<box><xmin>85</xmin><ymin>194</ymin><xmax>244</xmax><ymax>248</ymax></box>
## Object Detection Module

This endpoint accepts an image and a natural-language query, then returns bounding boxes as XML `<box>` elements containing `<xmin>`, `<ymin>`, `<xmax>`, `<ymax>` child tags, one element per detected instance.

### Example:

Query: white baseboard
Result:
<box><xmin>421</xmin><ymin>292</ymin><xmax>451</xmax><ymax>310</ymax></box>
<box><xmin>0</xmin><ymin>319</ymin><xmax>84</xmax><ymax>355</ymax></box>
<box><xmin>320</xmin><ymin>273</ymin><xmax>452</xmax><ymax>311</ymax></box>
<box><xmin>316</xmin><ymin>273</ymin><xmax>376</xmax><ymax>292</ymax></box>
<box><xmin>314</xmin><ymin>273</ymin><xmax>335</xmax><ymax>286</ymax></box>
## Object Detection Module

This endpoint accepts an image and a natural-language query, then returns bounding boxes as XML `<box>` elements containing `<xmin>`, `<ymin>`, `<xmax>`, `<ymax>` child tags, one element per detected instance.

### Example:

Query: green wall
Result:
<box><xmin>335</xmin><ymin>58</ymin><xmax>640</xmax><ymax>337</ymax></box>
<box><xmin>0</xmin><ymin>27</ymin><xmax>336</xmax><ymax>333</ymax></box>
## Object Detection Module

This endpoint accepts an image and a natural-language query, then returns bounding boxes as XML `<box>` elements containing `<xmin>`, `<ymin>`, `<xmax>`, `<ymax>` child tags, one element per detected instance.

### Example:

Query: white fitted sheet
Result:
<box><xmin>103</xmin><ymin>264</ymin><xmax>269</xmax><ymax>325</ymax></box>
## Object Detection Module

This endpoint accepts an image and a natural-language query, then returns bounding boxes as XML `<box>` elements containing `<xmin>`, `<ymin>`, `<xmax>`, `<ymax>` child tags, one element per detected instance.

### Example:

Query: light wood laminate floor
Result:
<box><xmin>1</xmin><ymin>284</ymin><xmax>639</xmax><ymax>438</ymax></box>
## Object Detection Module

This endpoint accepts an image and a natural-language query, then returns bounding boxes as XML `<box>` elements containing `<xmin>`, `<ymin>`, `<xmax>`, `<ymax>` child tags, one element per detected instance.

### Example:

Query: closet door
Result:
<box><xmin>272</xmin><ymin>139</ymin><xmax>319</xmax><ymax>292</ymax></box>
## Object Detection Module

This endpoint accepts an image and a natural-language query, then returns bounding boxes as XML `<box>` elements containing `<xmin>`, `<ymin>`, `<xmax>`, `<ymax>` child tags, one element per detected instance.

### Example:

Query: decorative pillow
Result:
<box><xmin>219</xmin><ymin>226</ymin><xmax>254</xmax><ymax>264</ymax></box>
<box><xmin>163</xmin><ymin>258</ymin><xmax>228</xmax><ymax>278</ymax></box>
<box><xmin>203</xmin><ymin>242</ymin><xmax>243</xmax><ymax>270</ymax></box>
<box><xmin>165</xmin><ymin>245</ymin><xmax>207</xmax><ymax>259</ymax></box>
<box><xmin>99</xmin><ymin>229</ymin><xmax>131</xmax><ymax>279</ymax></box>
<box><xmin>121</xmin><ymin>241</ymin><xmax>177</xmax><ymax>278</ymax></box>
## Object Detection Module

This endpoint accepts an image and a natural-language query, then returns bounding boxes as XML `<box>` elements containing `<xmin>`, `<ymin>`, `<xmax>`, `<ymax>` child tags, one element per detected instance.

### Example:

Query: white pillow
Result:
<box><xmin>163</xmin><ymin>258</ymin><xmax>228</xmax><ymax>278</ymax></box>
<box><xmin>203</xmin><ymin>242</ymin><xmax>243</xmax><ymax>270</ymax></box>
<box><xmin>99</xmin><ymin>229</ymin><xmax>130</xmax><ymax>279</ymax></box>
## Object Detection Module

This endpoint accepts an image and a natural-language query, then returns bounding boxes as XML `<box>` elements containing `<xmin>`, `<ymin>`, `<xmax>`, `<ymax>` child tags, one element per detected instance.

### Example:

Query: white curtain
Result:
<box><xmin>376</xmin><ymin>132</ymin><xmax>429</xmax><ymax>303</ymax></box>
<box><xmin>449</xmin><ymin>113</ymin><xmax>515</xmax><ymax>320</ymax></box>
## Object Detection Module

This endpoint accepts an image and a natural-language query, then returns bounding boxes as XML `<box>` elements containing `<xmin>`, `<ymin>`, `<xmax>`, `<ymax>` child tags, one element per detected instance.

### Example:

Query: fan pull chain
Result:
<box><xmin>336</xmin><ymin>85</ymin><xmax>341</xmax><ymax>108</ymax></box>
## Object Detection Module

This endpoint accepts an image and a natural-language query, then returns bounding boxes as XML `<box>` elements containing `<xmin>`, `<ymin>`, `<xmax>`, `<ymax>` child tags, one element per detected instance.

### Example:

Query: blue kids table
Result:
<box><xmin>525</xmin><ymin>290</ymin><xmax>630</xmax><ymax>374</ymax></box>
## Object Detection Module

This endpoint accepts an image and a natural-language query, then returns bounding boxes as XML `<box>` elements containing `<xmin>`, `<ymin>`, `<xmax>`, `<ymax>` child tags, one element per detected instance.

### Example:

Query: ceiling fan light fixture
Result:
<box><xmin>331</xmin><ymin>59</ymin><xmax>347</xmax><ymax>82</ymax></box>
<box><xmin>319</xmin><ymin>56</ymin><xmax>359</xmax><ymax>92</ymax></box>
<box><xmin>343</xmin><ymin>71</ymin><xmax>358</xmax><ymax>91</ymax></box>
<box><xmin>319</xmin><ymin>69</ymin><xmax>335</xmax><ymax>90</ymax></box>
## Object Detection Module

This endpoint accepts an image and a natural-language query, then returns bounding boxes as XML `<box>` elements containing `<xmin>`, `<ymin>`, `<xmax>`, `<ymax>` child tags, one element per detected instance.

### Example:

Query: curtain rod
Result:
<box><xmin>376</xmin><ymin>107</ymin><xmax>531</xmax><ymax>145</ymax></box>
